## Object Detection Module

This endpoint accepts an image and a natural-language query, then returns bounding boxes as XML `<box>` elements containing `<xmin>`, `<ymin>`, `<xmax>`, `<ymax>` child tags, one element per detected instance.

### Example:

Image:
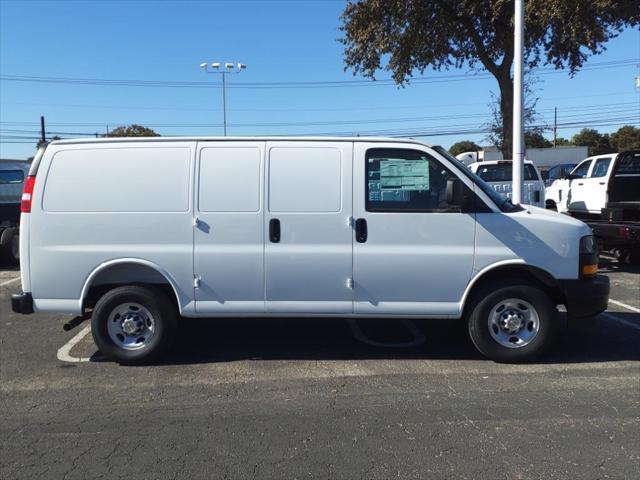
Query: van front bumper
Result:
<box><xmin>559</xmin><ymin>275</ymin><xmax>610</xmax><ymax>318</ymax></box>
<box><xmin>11</xmin><ymin>292</ymin><xmax>34</xmax><ymax>314</ymax></box>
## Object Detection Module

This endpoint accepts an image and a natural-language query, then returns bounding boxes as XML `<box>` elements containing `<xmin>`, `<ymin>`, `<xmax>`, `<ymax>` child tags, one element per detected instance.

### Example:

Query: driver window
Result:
<box><xmin>571</xmin><ymin>160</ymin><xmax>592</xmax><ymax>179</ymax></box>
<box><xmin>365</xmin><ymin>148</ymin><xmax>463</xmax><ymax>212</ymax></box>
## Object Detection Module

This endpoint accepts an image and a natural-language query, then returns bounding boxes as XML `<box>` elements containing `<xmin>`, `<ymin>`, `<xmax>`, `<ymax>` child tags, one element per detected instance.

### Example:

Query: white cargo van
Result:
<box><xmin>12</xmin><ymin>138</ymin><xmax>609</xmax><ymax>364</ymax></box>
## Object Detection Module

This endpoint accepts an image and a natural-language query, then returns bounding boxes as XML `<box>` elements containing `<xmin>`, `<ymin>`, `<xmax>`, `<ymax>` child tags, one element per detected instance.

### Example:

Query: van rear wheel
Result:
<box><xmin>91</xmin><ymin>285</ymin><xmax>177</xmax><ymax>365</ymax></box>
<box><xmin>466</xmin><ymin>281</ymin><xmax>558</xmax><ymax>363</ymax></box>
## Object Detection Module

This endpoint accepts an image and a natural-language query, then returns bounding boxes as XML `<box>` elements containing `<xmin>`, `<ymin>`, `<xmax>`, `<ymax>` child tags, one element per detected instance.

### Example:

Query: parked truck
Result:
<box><xmin>546</xmin><ymin>151</ymin><xmax>640</xmax><ymax>264</ymax></box>
<box><xmin>0</xmin><ymin>159</ymin><xmax>31</xmax><ymax>263</ymax></box>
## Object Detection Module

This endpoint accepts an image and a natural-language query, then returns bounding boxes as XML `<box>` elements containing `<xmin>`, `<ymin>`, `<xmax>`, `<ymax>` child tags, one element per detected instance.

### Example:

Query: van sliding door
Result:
<box><xmin>264</xmin><ymin>141</ymin><xmax>353</xmax><ymax>313</ymax></box>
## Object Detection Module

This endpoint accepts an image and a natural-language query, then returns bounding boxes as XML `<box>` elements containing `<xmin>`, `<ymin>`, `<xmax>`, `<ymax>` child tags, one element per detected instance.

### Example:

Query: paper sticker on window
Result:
<box><xmin>379</xmin><ymin>160</ymin><xmax>429</xmax><ymax>191</ymax></box>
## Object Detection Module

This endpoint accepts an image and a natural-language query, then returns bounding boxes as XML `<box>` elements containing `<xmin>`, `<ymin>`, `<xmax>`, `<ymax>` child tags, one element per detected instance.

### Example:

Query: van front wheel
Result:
<box><xmin>91</xmin><ymin>285</ymin><xmax>178</xmax><ymax>365</ymax></box>
<box><xmin>467</xmin><ymin>281</ymin><xmax>558</xmax><ymax>363</ymax></box>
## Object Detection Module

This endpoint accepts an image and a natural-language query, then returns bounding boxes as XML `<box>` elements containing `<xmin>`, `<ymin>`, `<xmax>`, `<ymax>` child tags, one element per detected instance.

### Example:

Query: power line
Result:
<box><xmin>1</xmin><ymin>101</ymin><xmax>636</xmax><ymax>130</ymax></box>
<box><xmin>1</xmin><ymin>59</ymin><xmax>637</xmax><ymax>90</ymax></box>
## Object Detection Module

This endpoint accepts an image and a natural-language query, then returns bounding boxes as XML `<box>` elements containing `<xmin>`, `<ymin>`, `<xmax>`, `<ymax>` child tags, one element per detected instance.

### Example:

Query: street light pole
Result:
<box><xmin>512</xmin><ymin>0</ymin><xmax>525</xmax><ymax>205</ymax></box>
<box><xmin>221</xmin><ymin>71</ymin><xmax>227</xmax><ymax>136</ymax></box>
<box><xmin>200</xmin><ymin>62</ymin><xmax>247</xmax><ymax>136</ymax></box>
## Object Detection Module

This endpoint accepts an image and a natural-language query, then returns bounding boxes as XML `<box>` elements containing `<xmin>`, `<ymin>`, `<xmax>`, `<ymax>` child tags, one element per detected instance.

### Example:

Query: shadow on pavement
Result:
<box><xmin>138</xmin><ymin>312</ymin><xmax>640</xmax><ymax>366</ymax></box>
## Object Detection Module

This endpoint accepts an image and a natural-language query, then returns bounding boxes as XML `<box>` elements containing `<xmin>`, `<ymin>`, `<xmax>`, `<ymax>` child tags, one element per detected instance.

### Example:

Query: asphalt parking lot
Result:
<box><xmin>1</xmin><ymin>258</ymin><xmax>638</xmax><ymax>480</ymax></box>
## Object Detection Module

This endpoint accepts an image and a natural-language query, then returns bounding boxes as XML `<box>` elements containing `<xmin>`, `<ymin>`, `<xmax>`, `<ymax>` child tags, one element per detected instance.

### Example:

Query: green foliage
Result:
<box><xmin>340</xmin><ymin>0</ymin><xmax>639</xmax><ymax>157</ymax></box>
<box><xmin>106</xmin><ymin>124</ymin><xmax>160</xmax><ymax>137</ymax></box>
<box><xmin>571</xmin><ymin>128</ymin><xmax>612</xmax><ymax>156</ymax></box>
<box><xmin>610</xmin><ymin>125</ymin><xmax>640</xmax><ymax>152</ymax></box>
<box><xmin>524</xmin><ymin>131</ymin><xmax>552</xmax><ymax>148</ymax></box>
<box><xmin>554</xmin><ymin>137</ymin><xmax>573</xmax><ymax>146</ymax></box>
<box><xmin>449</xmin><ymin>140</ymin><xmax>481</xmax><ymax>156</ymax></box>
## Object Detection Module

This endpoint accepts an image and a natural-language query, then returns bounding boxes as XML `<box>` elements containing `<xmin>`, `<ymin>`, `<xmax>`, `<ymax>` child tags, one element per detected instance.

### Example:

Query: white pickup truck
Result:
<box><xmin>468</xmin><ymin>160</ymin><xmax>545</xmax><ymax>208</ymax></box>
<box><xmin>545</xmin><ymin>153</ymin><xmax>615</xmax><ymax>215</ymax></box>
<box><xmin>546</xmin><ymin>151</ymin><xmax>640</xmax><ymax>264</ymax></box>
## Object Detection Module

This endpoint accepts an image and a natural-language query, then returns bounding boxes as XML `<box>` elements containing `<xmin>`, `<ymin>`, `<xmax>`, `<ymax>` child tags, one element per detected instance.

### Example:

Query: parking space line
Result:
<box><xmin>57</xmin><ymin>325</ymin><xmax>93</xmax><ymax>363</ymax></box>
<box><xmin>609</xmin><ymin>299</ymin><xmax>640</xmax><ymax>314</ymax></box>
<box><xmin>601</xmin><ymin>312</ymin><xmax>640</xmax><ymax>333</ymax></box>
<box><xmin>0</xmin><ymin>276</ymin><xmax>20</xmax><ymax>288</ymax></box>
<box><xmin>348</xmin><ymin>319</ymin><xmax>426</xmax><ymax>348</ymax></box>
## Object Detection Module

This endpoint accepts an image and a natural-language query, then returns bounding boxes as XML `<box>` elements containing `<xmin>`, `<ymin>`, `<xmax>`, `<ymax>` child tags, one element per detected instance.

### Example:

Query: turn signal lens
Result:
<box><xmin>582</xmin><ymin>264</ymin><xmax>598</xmax><ymax>277</ymax></box>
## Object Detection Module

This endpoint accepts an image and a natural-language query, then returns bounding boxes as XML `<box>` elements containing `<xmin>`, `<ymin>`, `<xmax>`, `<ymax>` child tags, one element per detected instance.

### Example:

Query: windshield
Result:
<box><xmin>475</xmin><ymin>163</ymin><xmax>539</xmax><ymax>182</ymax></box>
<box><xmin>432</xmin><ymin>146</ymin><xmax>522</xmax><ymax>212</ymax></box>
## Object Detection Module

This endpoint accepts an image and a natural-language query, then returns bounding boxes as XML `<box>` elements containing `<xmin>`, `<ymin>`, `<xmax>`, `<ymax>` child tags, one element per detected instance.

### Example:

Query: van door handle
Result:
<box><xmin>269</xmin><ymin>218</ymin><xmax>281</xmax><ymax>243</ymax></box>
<box><xmin>599</xmin><ymin>182</ymin><xmax>605</xmax><ymax>185</ymax></box>
<box><xmin>577</xmin><ymin>182</ymin><xmax>584</xmax><ymax>186</ymax></box>
<box><xmin>355</xmin><ymin>218</ymin><xmax>368</xmax><ymax>243</ymax></box>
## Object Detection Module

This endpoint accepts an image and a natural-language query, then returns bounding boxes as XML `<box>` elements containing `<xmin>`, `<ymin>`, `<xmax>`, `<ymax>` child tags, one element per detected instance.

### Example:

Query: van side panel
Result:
<box><xmin>29</xmin><ymin>142</ymin><xmax>196</xmax><ymax>313</ymax></box>
<box><xmin>473</xmin><ymin>208</ymin><xmax>583</xmax><ymax>280</ymax></box>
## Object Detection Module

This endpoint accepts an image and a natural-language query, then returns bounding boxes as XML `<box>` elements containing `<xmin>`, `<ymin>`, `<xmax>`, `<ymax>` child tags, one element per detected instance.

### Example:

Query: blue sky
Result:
<box><xmin>1</xmin><ymin>0</ymin><xmax>639</xmax><ymax>159</ymax></box>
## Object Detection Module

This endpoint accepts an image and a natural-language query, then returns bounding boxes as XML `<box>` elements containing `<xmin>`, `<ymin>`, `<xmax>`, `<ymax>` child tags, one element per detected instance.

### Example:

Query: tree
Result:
<box><xmin>486</xmin><ymin>75</ymin><xmax>541</xmax><ymax>152</ymax></box>
<box><xmin>571</xmin><ymin>128</ymin><xmax>611</xmax><ymax>156</ymax></box>
<box><xmin>610</xmin><ymin>125</ymin><xmax>640</xmax><ymax>152</ymax></box>
<box><xmin>524</xmin><ymin>130</ymin><xmax>552</xmax><ymax>149</ymax></box>
<box><xmin>340</xmin><ymin>1</ymin><xmax>639</xmax><ymax>158</ymax></box>
<box><xmin>449</xmin><ymin>140</ymin><xmax>481</xmax><ymax>156</ymax></box>
<box><xmin>106</xmin><ymin>124</ymin><xmax>160</xmax><ymax>137</ymax></box>
<box><xmin>554</xmin><ymin>137</ymin><xmax>573</xmax><ymax>146</ymax></box>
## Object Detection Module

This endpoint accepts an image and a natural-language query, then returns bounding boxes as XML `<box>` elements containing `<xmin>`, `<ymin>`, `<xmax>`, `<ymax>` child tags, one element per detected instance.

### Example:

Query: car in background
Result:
<box><xmin>468</xmin><ymin>160</ymin><xmax>545</xmax><ymax>208</ymax></box>
<box><xmin>0</xmin><ymin>160</ymin><xmax>30</xmax><ymax>263</ymax></box>
<box><xmin>543</xmin><ymin>163</ymin><xmax>577</xmax><ymax>187</ymax></box>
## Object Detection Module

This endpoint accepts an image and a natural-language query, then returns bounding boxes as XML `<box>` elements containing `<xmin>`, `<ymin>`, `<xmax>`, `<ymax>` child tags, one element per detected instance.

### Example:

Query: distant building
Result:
<box><xmin>455</xmin><ymin>146</ymin><xmax>588</xmax><ymax>171</ymax></box>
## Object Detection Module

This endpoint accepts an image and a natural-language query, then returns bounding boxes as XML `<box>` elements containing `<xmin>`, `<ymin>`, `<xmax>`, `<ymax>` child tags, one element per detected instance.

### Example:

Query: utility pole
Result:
<box><xmin>553</xmin><ymin>107</ymin><xmax>557</xmax><ymax>147</ymax></box>
<box><xmin>40</xmin><ymin>116</ymin><xmax>46</xmax><ymax>144</ymax></box>
<box><xmin>200</xmin><ymin>62</ymin><xmax>247</xmax><ymax>136</ymax></box>
<box><xmin>512</xmin><ymin>0</ymin><xmax>524</xmax><ymax>205</ymax></box>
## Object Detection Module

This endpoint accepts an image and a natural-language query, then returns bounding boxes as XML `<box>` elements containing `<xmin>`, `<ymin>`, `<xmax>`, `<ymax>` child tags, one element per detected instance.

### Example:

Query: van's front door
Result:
<box><xmin>194</xmin><ymin>141</ymin><xmax>265</xmax><ymax>313</ymax></box>
<box><xmin>265</xmin><ymin>141</ymin><xmax>353</xmax><ymax>313</ymax></box>
<box><xmin>353</xmin><ymin>143</ymin><xmax>476</xmax><ymax>316</ymax></box>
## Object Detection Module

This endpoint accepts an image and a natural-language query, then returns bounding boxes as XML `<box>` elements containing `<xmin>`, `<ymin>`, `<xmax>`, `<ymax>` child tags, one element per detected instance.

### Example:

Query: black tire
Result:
<box><xmin>91</xmin><ymin>285</ymin><xmax>178</xmax><ymax>365</ymax></box>
<box><xmin>9</xmin><ymin>232</ymin><xmax>19</xmax><ymax>265</ymax></box>
<box><xmin>618</xmin><ymin>248</ymin><xmax>640</xmax><ymax>266</ymax></box>
<box><xmin>466</xmin><ymin>280</ymin><xmax>558</xmax><ymax>363</ymax></box>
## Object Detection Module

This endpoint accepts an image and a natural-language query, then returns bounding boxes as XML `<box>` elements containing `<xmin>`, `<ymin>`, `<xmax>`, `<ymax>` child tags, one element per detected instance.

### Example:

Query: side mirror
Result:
<box><xmin>446</xmin><ymin>178</ymin><xmax>465</xmax><ymax>207</ymax></box>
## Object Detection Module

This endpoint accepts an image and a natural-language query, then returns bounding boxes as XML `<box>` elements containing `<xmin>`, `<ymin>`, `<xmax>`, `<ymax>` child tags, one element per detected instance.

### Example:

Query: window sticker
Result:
<box><xmin>368</xmin><ymin>158</ymin><xmax>429</xmax><ymax>202</ymax></box>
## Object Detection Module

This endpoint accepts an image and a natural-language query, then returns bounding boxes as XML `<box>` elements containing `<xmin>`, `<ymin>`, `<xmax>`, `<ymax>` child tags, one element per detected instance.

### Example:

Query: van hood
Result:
<box><xmin>518</xmin><ymin>204</ymin><xmax>592</xmax><ymax>234</ymax></box>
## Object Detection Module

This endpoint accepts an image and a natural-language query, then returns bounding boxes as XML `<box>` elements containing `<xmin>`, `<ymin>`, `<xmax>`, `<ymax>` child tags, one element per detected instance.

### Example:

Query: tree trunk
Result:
<box><xmin>498</xmin><ymin>74</ymin><xmax>513</xmax><ymax>159</ymax></box>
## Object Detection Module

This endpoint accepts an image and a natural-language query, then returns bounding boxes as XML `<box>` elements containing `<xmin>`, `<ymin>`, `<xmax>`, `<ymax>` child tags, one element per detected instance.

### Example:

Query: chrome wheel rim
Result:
<box><xmin>488</xmin><ymin>298</ymin><xmax>540</xmax><ymax>349</ymax></box>
<box><xmin>106</xmin><ymin>302</ymin><xmax>156</xmax><ymax>350</ymax></box>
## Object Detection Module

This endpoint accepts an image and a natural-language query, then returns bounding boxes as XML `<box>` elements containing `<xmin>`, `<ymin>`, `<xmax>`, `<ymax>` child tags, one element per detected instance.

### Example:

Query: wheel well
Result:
<box><xmin>464</xmin><ymin>265</ymin><xmax>564</xmax><ymax>314</ymax></box>
<box><xmin>82</xmin><ymin>263</ymin><xmax>179</xmax><ymax>312</ymax></box>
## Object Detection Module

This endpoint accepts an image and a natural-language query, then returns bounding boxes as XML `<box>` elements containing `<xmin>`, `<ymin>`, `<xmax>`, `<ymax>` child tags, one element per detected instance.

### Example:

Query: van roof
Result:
<box><xmin>48</xmin><ymin>136</ymin><xmax>434</xmax><ymax>147</ymax></box>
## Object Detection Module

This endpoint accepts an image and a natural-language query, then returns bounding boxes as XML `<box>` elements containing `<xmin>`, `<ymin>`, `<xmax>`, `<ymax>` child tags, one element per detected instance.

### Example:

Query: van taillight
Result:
<box><xmin>21</xmin><ymin>175</ymin><xmax>36</xmax><ymax>213</ymax></box>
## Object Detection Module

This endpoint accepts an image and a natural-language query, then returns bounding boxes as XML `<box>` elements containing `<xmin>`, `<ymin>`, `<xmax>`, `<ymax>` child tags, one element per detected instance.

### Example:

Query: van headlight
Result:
<box><xmin>579</xmin><ymin>235</ymin><xmax>598</xmax><ymax>278</ymax></box>
<box><xmin>580</xmin><ymin>235</ymin><xmax>596</xmax><ymax>254</ymax></box>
